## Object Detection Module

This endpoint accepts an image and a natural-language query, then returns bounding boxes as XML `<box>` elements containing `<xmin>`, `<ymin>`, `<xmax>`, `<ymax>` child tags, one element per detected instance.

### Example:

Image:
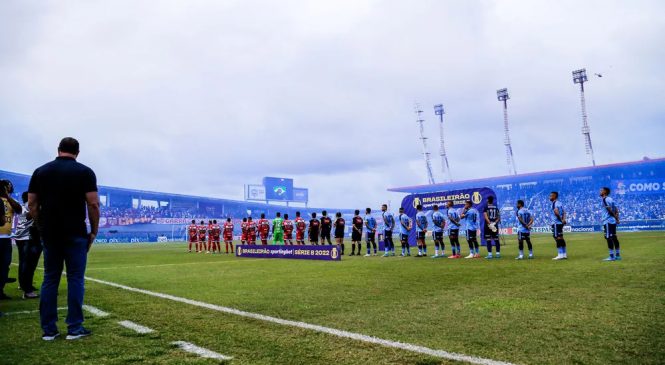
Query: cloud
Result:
<box><xmin>0</xmin><ymin>0</ymin><xmax>664</xmax><ymax>208</ymax></box>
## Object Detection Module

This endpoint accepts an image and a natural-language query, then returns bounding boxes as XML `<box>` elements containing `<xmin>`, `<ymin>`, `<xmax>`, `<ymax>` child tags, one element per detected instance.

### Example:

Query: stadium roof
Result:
<box><xmin>388</xmin><ymin>157</ymin><xmax>665</xmax><ymax>194</ymax></box>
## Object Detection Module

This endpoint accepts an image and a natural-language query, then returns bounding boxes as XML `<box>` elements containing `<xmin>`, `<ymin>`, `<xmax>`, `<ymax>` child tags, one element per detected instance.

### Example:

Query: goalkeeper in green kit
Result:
<box><xmin>273</xmin><ymin>212</ymin><xmax>285</xmax><ymax>245</ymax></box>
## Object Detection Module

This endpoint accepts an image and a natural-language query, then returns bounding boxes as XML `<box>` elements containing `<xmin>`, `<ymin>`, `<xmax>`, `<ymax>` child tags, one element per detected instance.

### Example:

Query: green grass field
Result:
<box><xmin>1</xmin><ymin>232</ymin><xmax>664</xmax><ymax>365</ymax></box>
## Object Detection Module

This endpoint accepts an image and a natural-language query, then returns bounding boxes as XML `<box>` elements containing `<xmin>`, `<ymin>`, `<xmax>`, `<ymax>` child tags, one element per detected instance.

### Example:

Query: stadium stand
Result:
<box><xmin>389</xmin><ymin>157</ymin><xmax>665</xmax><ymax>232</ymax></box>
<box><xmin>0</xmin><ymin>169</ymin><xmax>354</xmax><ymax>243</ymax></box>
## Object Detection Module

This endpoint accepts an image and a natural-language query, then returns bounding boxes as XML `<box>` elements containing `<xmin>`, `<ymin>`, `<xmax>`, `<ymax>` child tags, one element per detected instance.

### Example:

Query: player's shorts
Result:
<box><xmin>466</xmin><ymin>229</ymin><xmax>477</xmax><ymax>240</ymax></box>
<box><xmin>432</xmin><ymin>231</ymin><xmax>443</xmax><ymax>240</ymax></box>
<box><xmin>448</xmin><ymin>229</ymin><xmax>459</xmax><ymax>239</ymax></box>
<box><xmin>603</xmin><ymin>223</ymin><xmax>617</xmax><ymax>238</ymax></box>
<box><xmin>260</xmin><ymin>232</ymin><xmax>269</xmax><ymax>240</ymax></box>
<box><xmin>416</xmin><ymin>231</ymin><xmax>426</xmax><ymax>240</ymax></box>
<box><xmin>296</xmin><ymin>231</ymin><xmax>305</xmax><ymax>241</ymax></box>
<box><xmin>400</xmin><ymin>233</ymin><xmax>409</xmax><ymax>242</ymax></box>
<box><xmin>351</xmin><ymin>230</ymin><xmax>362</xmax><ymax>242</ymax></box>
<box><xmin>517</xmin><ymin>231</ymin><xmax>530</xmax><ymax>241</ymax></box>
<box><xmin>366</xmin><ymin>231</ymin><xmax>375</xmax><ymax>242</ymax></box>
<box><xmin>334</xmin><ymin>229</ymin><xmax>345</xmax><ymax>239</ymax></box>
<box><xmin>321</xmin><ymin>230</ymin><xmax>331</xmax><ymax>241</ymax></box>
<box><xmin>552</xmin><ymin>224</ymin><xmax>564</xmax><ymax>238</ymax></box>
<box><xmin>484</xmin><ymin>224</ymin><xmax>499</xmax><ymax>240</ymax></box>
<box><xmin>273</xmin><ymin>232</ymin><xmax>284</xmax><ymax>244</ymax></box>
<box><xmin>213</xmin><ymin>235</ymin><xmax>220</xmax><ymax>242</ymax></box>
<box><xmin>198</xmin><ymin>235</ymin><xmax>206</xmax><ymax>242</ymax></box>
<box><xmin>309</xmin><ymin>232</ymin><xmax>319</xmax><ymax>243</ymax></box>
<box><xmin>224</xmin><ymin>234</ymin><xmax>233</xmax><ymax>242</ymax></box>
<box><xmin>284</xmin><ymin>232</ymin><xmax>293</xmax><ymax>240</ymax></box>
<box><xmin>241</xmin><ymin>233</ymin><xmax>248</xmax><ymax>241</ymax></box>
<box><xmin>188</xmin><ymin>236</ymin><xmax>197</xmax><ymax>243</ymax></box>
<box><xmin>384</xmin><ymin>229</ymin><xmax>392</xmax><ymax>239</ymax></box>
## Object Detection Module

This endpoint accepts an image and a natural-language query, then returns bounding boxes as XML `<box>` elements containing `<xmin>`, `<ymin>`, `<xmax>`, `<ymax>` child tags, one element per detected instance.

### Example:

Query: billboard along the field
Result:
<box><xmin>400</xmin><ymin>187</ymin><xmax>497</xmax><ymax>246</ymax></box>
<box><xmin>263</xmin><ymin>177</ymin><xmax>294</xmax><ymax>200</ymax></box>
<box><xmin>246</xmin><ymin>185</ymin><xmax>267</xmax><ymax>201</ymax></box>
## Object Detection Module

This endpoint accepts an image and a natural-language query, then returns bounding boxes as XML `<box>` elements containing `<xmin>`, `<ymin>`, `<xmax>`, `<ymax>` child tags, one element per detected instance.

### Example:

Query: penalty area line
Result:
<box><xmin>118</xmin><ymin>320</ymin><xmax>154</xmax><ymax>334</ymax></box>
<box><xmin>84</xmin><ymin>275</ymin><xmax>517</xmax><ymax>365</ymax></box>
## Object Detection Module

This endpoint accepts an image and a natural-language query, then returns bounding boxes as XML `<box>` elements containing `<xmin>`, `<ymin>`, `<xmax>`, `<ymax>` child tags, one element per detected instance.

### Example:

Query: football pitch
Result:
<box><xmin>1</xmin><ymin>232</ymin><xmax>664</xmax><ymax>365</ymax></box>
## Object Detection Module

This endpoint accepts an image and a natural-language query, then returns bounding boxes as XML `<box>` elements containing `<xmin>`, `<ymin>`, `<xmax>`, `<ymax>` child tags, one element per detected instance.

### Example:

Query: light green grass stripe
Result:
<box><xmin>85</xmin><ymin>275</ymin><xmax>518</xmax><ymax>365</ymax></box>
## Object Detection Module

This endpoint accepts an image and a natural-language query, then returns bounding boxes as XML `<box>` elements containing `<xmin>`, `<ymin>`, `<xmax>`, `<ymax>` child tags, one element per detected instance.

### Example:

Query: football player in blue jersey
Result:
<box><xmin>600</xmin><ymin>187</ymin><xmax>621</xmax><ymax>261</ymax></box>
<box><xmin>381</xmin><ymin>204</ymin><xmax>396</xmax><ymax>257</ymax></box>
<box><xmin>515</xmin><ymin>200</ymin><xmax>534</xmax><ymax>259</ymax></box>
<box><xmin>415</xmin><ymin>204</ymin><xmax>428</xmax><ymax>257</ymax></box>
<box><xmin>431</xmin><ymin>205</ymin><xmax>446</xmax><ymax>258</ymax></box>
<box><xmin>460</xmin><ymin>200</ymin><xmax>480</xmax><ymax>259</ymax></box>
<box><xmin>446</xmin><ymin>201</ymin><xmax>462</xmax><ymax>258</ymax></box>
<box><xmin>550</xmin><ymin>192</ymin><xmax>568</xmax><ymax>260</ymax></box>
<box><xmin>397</xmin><ymin>207</ymin><xmax>412</xmax><ymax>256</ymax></box>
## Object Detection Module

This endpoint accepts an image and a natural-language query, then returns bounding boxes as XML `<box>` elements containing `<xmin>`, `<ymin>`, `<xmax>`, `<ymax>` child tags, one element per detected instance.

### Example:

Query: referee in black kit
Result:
<box><xmin>28</xmin><ymin>137</ymin><xmax>100</xmax><ymax>341</ymax></box>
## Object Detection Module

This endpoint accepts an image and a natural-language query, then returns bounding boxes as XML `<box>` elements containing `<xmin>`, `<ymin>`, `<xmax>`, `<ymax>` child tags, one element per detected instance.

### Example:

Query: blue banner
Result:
<box><xmin>614</xmin><ymin>179</ymin><xmax>665</xmax><ymax>195</ymax></box>
<box><xmin>401</xmin><ymin>187</ymin><xmax>497</xmax><ymax>246</ymax></box>
<box><xmin>235</xmin><ymin>245</ymin><xmax>341</xmax><ymax>260</ymax></box>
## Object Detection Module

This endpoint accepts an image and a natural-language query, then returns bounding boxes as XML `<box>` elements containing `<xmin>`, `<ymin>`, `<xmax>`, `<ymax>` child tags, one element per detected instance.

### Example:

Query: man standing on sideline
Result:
<box><xmin>600</xmin><ymin>187</ymin><xmax>621</xmax><ymax>261</ymax></box>
<box><xmin>381</xmin><ymin>204</ymin><xmax>395</xmax><ymax>257</ymax></box>
<box><xmin>28</xmin><ymin>137</ymin><xmax>100</xmax><ymax>341</ymax></box>
<box><xmin>1</xmin><ymin>179</ymin><xmax>22</xmax><ymax>299</ymax></box>
<box><xmin>333</xmin><ymin>212</ymin><xmax>345</xmax><ymax>254</ymax></box>
<box><xmin>550</xmin><ymin>192</ymin><xmax>568</xmax><ymax>260</ymax></box>
<box><xmin>14</xmin><ymin>192</ymin><xmax>42</xmax><ymax>299</ymax></box>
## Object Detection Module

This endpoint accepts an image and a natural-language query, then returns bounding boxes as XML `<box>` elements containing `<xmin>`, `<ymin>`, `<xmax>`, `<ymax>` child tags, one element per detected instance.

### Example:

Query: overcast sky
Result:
<box><xmin>1</xmin><ymin>0</ymin><xmax>664</xmax><ymax>208</ymax></box>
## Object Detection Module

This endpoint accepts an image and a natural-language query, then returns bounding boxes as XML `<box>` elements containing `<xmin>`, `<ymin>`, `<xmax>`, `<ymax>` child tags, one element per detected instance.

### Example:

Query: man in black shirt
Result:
<box><xmin>483</xmin><ymin>196</ymin><xmax>501</xmax><ymax>259</ymax></box>
<box><xmin>319</xmin><ymin>210</ymin><xmax>333</xmax><ymax>245</ymax></box>
<box><xmin>334</xmin><ymin>212</ymin><xmax>345</xmax><ymax>254</ymax></box>
<box><xmin>308</xmin><ymin>212</ymin><xmax>320</xmax><ymax>244</ymax></box>
<box><xmin>28</xmin><ymin>137</ymin><xmax>100</xmax><ymax>341</ymax></box>
<box><xmin>350</xmin><ymin>210</ymin><xmax>363</xmax><ymax>256</ymax></box>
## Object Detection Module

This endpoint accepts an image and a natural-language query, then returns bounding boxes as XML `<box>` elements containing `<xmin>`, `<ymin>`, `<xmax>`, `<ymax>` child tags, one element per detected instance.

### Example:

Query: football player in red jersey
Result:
<box><xmin>247</xmin><ymin>216</ymin><xmax>257</xmax><ymax>244</ymax></box>
<box><xmin>223</xmin><ymin>218</ymin><xmax>234</xmax><ymax>253</ymax></box>
<box><xmin>240</xmin><ymin>217</ymin><xmax>248</xmax><ymax>244</ymax></box>
<box><xmin>283</xmin><ymin>213</ymin><xmax>294</xmax><ymax>245</ymax></box>
<box><xmin>294</xmin><ymin>211</ymin><xmax>306</xmax><ymax>245</ymax></box>
<box><xmin>187</xmin><ymin>219</ymin><xmax>198</xmax><ymax>252</ymax></box>
<box><xmin>206</xmin><ymin>220</ymin><xmax>214</xmax><ymax>253</ymax></box>
<box><xmin>211</xmin><ymin>220</ymin><xmax>221</xmax><ymax>253</ymax></box>
<box><xmin>197</xmin><ymin>220</ymin><xmax>207</xmax><ymax>253</ymax></box>
<box><xmin>258</xmin><ymin>213</ymin><xmax>270</xmax><ymax>245</ymax></box>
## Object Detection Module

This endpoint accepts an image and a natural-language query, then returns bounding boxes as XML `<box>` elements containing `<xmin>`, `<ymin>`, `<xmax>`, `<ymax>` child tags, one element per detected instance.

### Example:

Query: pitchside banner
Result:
<box><xmin>401</xmin><ymin>187</ymin><xmax>497</xmax><ymax>246</ymax></box>
<box><xmin>235</xmin><ymin>245</ymin><xmax>341</xmax><ymax>261</ymax></box>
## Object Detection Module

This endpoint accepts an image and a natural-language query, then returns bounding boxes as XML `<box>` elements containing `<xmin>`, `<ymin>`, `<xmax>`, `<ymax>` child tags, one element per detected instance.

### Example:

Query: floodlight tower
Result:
<box><xmin>573</xmin><ymin>68</ymin><xmax>596</xmax><ymax>166</ymax></box>
<box><xmin>414</xmin><ymin>103</ymin><xmax>436</xmax><ymax>184</ymax></box>
<box><xmin>497</xmin><ymin>88</ymin><xmax>517</xmax><ymax>175</ymax></box>
<box><xmin>433</xmin><ymin>104</ymin><xmax>452</xmax><ymax>182</ymax></box>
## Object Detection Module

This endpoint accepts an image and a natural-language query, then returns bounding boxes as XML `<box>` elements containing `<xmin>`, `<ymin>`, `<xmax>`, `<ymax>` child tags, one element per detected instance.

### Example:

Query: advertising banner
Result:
<box><xmin>293</xmin><ymin>188</ymin><xmax>309</xmax><ymax>203</ymax></box>
<box><xmin>614</xmin><ymin>179</ymin><xmax>665</xmax><ymax>195</ymax></box>
<box><xmin>400</xmin><ymin>187</ymin><xmax>497</xmax><ymax>246</ymax></box>
<box><xmin>235</xmin><ymin>245</ymin><xmax>341</xmax><ymax>261</ymax></box>
<box><xmin>246</xmin><ymin>184</ymin><xmax>267</xmax><ymax>201</ymax></box>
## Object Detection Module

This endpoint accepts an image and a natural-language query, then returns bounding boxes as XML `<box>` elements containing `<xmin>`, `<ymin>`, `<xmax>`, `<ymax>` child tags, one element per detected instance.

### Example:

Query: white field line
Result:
<box><xmin>85</xmin><ymin>275</ymin><xmax>517</xmax><ymax>365</ymax></box>
<box><xmin>172</xmin><ymin>341</ymin><xmax>233</xmax><ymax>361</ymax></box>
<box><xmin>4</xmin><ymin>307</ymin><xmax>67</xmax><ymax>316</ymax></box>
<box><xmin>118</xmin><ymin>320</ymin><xmax>155</xmax><ymax>334</ymax></box>
<box><xmin>85</xmin><ymin>259</ymin><xmax>261</xmax><ymax>271</ymax></box>
<box><xmin>82</xmin><ymin>305</ymin><xmax>110</xmax><ymax>317</ymax></box>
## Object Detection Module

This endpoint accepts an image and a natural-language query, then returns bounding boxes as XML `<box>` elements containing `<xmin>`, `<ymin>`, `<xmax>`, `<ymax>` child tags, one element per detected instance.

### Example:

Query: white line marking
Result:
<box><xmin>118</xmin><ymin>320</ymin><xmax>154</xmax><ymax>334</ymax></box>
<box><xmin>85</xmin><ymin>275</ymin><xmax>516</xmax><ymax>365</ymax></box>
<box><xmin>4</xmin><ymin>307</ymin><xmax>67</xmax><ymax>316</ymax></box>
<box><xmin>82</xmin><ymin>305</ymin><xmax>110</xmax><ymax>317</ymax></box>
<box><xmin>171</xmin><ymin>341</ymin><xmax>233</xmax><ymax>360</ymax></box>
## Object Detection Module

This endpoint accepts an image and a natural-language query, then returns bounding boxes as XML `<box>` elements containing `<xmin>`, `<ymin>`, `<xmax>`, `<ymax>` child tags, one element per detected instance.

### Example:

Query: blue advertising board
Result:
<box><xmin>400</xmin><ymin>187</ymin><xmax>497</xmax><ymax>246</ymax></box>
<box><xmin>235</xmin><ymin>245</ymin><xmax>341</xmax><ymax>261</ymax></box>
<box><xmin>263</xmin><ymin>177</ymin><xmax>294</xmax><ymax>200</ymax></box>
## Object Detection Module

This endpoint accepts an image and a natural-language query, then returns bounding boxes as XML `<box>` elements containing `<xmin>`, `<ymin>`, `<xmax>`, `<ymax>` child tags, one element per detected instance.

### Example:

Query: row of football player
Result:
<box><xmin>186</xmin><ymin>189</ymin><xmax>623</xmax><ymax>261</ymax></box>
